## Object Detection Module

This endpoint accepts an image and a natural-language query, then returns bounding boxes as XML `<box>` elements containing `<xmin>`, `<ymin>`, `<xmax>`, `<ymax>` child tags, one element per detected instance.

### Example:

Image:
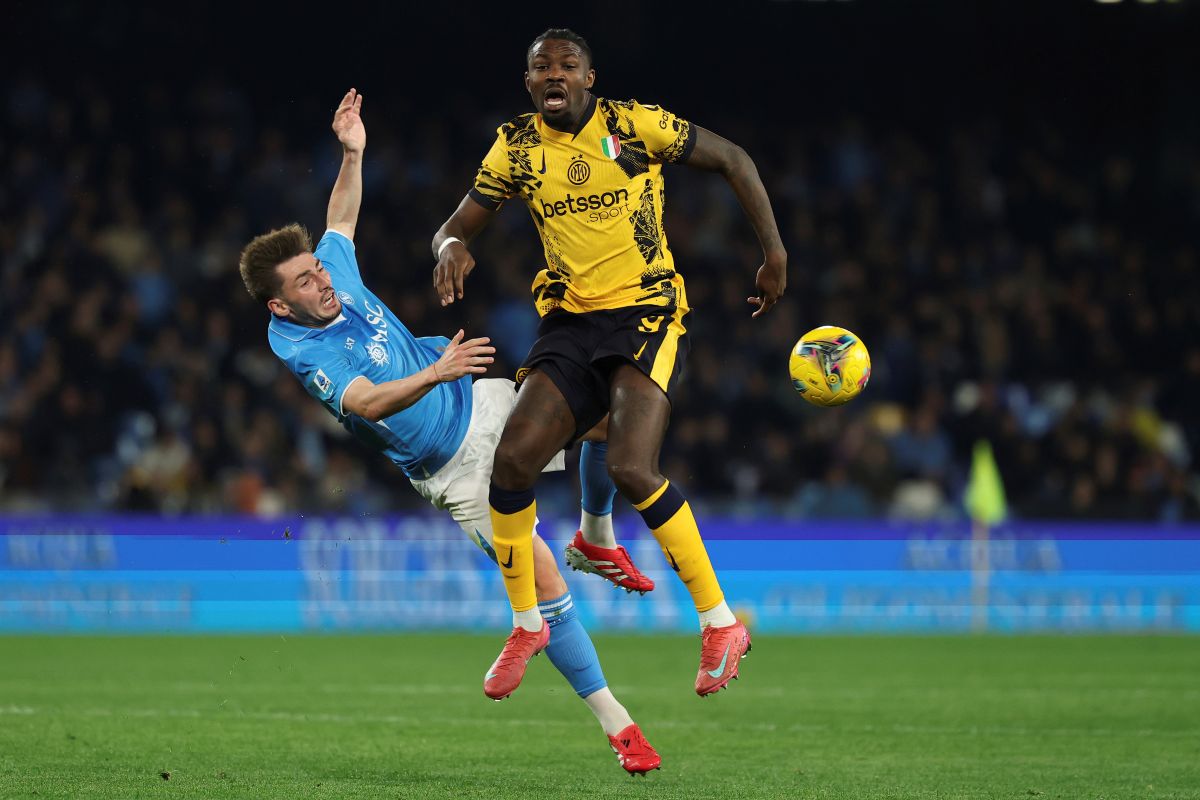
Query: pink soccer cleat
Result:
<box><xmin>607</xmin><ymin>723</ymin><xmax>662</xmax><ymax>776</ymax></box>
<box><xmin>694</xmin><ymin>620</ymin><xmax>752</xmax><ymax>696</ymax></box>
<box><xmin>483</xmin><ymin>622</ymin><xmax>550</xmax><ymax>701</ymax></box>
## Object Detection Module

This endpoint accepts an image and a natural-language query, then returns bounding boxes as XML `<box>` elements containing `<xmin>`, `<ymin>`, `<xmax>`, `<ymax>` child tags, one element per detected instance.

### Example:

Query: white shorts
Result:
<box><xmin>408</xmin><ymin>378</ymin><xmax>565</xmax><ymax>557</ymax></box>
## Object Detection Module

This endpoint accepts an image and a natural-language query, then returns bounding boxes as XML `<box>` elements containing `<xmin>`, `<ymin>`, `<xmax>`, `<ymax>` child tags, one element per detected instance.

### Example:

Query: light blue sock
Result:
<box><xmin>580</xmin><ymin>441</ymin><xmax>616</xmax><ymax>516</ymax></box>
<box><xmin>539</xmin><ymin>592</ymin><xmax>607</xmax><ymax>698</ymax></box>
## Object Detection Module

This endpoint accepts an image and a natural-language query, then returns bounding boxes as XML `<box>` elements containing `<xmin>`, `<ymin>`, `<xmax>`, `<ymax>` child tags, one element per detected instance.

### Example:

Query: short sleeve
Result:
<box><xmin>469</xmin><ymin>131</ymin><xmax>517</xmax><ymax>210</ymax></box>
<box><xmin>295</xmin><ymin>344</ymin><xmax>365</xmax><ymax>419</ymax></box>
<box><xmin>630</xmin><ymin>101</ymin><xmax>696</xmax><ymax>164</ymax></box>
<box><xmin>314</xmin><ymin>229</ymin><xmax>363</xmax><ymax>286</ymax></box>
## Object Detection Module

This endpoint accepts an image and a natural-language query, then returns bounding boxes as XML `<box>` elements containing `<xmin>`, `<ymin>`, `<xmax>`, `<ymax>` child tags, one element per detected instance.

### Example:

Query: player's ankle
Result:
<box><xmin>698</xmin><ymin>600</ymin><xmax>736</xmax><ymax>629</ymax></box>
<box><xmin>583</xmin><ymin>688</ymin><xmax>634</xmax><ymax>736</ymax></box>
<box><xmin>579</xmin><ymin>512</ymin><xmax>617</xmax><ymax>548</ymax></box>
<box><xmin>513</xmin><ymin>608</ymin><xmax>543</xmax><ymax>632</ymax></box>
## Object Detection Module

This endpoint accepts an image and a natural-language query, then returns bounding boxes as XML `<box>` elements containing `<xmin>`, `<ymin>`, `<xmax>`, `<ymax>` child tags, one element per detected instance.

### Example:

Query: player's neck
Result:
<box><xmin>544</xmin><ymin>93</ymin><xmax>595</xmax><ymax>135</ymax></box>
<box><xmin>286</xmin><ymin>311</ymin><xmax>344</xmax><ymax>330</ymax></box>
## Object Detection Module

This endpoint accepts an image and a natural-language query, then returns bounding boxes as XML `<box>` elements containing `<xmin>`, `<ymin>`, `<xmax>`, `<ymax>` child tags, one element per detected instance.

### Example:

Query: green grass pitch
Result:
<box><xmin>1</xmin><ymin>635</ymin><xmax>1197</xmax><ymax>799</ymax></box>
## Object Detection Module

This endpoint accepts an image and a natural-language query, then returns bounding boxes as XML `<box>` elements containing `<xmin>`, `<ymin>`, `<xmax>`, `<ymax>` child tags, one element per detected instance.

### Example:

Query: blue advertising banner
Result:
<box><xmin>1</xmin><ymin>515</ymin><xmax>1197</xmax><ymax>633</ymax></box>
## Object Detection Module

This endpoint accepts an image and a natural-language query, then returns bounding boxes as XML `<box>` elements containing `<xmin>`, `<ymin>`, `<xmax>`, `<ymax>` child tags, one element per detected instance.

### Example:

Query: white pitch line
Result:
<box><xmin>0</xmin><ymin>680</ymin><xmax>796</xmax><ymax>698</ymax></box>
<box><xmin>1</xmin><ymin>705</ymin><xmax>35</xmax><ymax>714</ymax></box>
<box><xmin>1</xmin><ymin>705</ymin><xmax>1197</xmax><ymax>739</ymax></box>
<box><xmin>8</xmin><ymin>678</ymin><xmax>1193</xmax><ymax>701</ymax></box>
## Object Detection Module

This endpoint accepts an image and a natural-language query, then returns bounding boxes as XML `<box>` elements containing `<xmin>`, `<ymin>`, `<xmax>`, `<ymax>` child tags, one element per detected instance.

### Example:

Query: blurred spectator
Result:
<box><xmin>2</xmin><ymin>60</ymin><xmax>1198</xmax><ymax>522</ymax></box>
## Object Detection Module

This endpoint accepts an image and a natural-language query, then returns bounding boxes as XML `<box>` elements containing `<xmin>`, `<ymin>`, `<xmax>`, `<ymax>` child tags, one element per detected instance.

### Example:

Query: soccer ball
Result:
<box><xmin>789</xmin><ymin>326</ymin><xmax>871</xmax><ymax>407</ymax></box>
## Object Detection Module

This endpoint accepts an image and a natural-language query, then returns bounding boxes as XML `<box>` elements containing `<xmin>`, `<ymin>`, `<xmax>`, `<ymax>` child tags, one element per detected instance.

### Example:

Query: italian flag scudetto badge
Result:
<box><xmin>600</xmin><ymin>135</ymin><xmax>621</xmax><ymax>159</ymax></box>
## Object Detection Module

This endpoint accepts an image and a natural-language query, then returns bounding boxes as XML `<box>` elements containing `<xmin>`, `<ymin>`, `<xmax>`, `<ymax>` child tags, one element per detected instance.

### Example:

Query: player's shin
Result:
<box><xmin>579</xmin><ymin>441</ymin><xmax>618</xmax><ymax>548</ymax></box>
<box><xmin>634</xmin><ymin>480</ymin><xmax>736</xmax><ymax>628</ymax></box>
<box><xmin>540</xmin><ymin>592</ymin><xmax>633</xmax><ymax>735</ymax></box>
<box><xmin>489</xmin><ymin>485</ymin><xmax>541</xmax><ymax>629</ymax></box>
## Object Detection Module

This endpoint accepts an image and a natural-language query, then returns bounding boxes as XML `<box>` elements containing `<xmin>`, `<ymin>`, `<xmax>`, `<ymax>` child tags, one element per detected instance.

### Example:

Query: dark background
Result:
<box><xmin>2</xmin><ymin>0</ymin><xmax>1198</xmax><ymax>520</ymax></box>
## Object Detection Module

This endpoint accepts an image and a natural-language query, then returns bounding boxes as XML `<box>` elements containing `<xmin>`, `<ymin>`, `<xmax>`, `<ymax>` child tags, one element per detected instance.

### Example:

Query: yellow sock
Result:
<box><xmin>634</xmin><ymin>481</ymin><xmax>724</xmax><ymax>612</ymax></box>
<box><xmin>490</xmin><ymin>499</ymin><xmax>538</xmax><ymax>613</ymax></box>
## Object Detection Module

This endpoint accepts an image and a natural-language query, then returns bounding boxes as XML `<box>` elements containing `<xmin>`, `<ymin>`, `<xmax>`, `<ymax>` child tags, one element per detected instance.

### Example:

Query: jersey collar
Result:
<box><xmin>540</xmin><ymin>94</ymin><xmax>597</xmax><ymax>142</ymax></box>
<box><xmin>269</xmin><ymin>312</ymin><xmax>347</xmax><ymax>342</ymax></box>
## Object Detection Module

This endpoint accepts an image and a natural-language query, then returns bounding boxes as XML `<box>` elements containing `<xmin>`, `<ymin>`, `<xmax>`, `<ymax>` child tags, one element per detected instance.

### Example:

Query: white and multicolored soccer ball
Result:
<box><xmin>789</xmin><ymin>326</ymin><xmax>871</xmax><ymax>407</ymax></box>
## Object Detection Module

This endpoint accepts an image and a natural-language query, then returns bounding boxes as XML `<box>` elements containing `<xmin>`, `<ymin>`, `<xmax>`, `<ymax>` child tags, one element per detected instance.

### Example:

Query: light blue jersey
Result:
<box><xmin>268</xmin><ymin>230</ymin><xmax>471</xmax><ymax>479</ymax></box>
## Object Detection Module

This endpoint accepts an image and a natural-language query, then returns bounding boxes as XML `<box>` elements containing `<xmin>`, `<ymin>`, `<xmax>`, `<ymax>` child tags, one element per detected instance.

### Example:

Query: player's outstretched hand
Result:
<box><xmin>747</xmin><ymin>252</ymin><xmax>787</xmax><ymax>318</ymax></box>
<box><xmin>431</xmin><ymin>329</ymin><xmax>494</xmax><ymax>382</ymax></box>
<box><xmin>332</xmin><ymin>88</ymin><xmax>365</xmax><ymax>154</ymax></box>
<box><xmin>433</xmin><ymin>241</ymin><xmax>475</xmax><ymax>307</ymax></box>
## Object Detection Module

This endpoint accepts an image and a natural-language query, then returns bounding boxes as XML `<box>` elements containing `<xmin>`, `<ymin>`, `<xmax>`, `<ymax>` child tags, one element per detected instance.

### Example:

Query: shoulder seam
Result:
<box><xmin>500</xmin><ymin>112</ymin><xmax>537</xmax><ymax>132</ymax></box>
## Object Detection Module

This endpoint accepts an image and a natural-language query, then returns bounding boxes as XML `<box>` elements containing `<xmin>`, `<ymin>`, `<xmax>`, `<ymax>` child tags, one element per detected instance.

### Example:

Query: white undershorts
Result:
<box><xmin>408</xmin><ymin>378</ymin><xmax>565</xmax><ymax>555</ymax></box>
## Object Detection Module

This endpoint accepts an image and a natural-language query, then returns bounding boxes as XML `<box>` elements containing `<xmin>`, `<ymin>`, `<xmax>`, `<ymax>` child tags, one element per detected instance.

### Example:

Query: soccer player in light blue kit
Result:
<box><xmin>237</xmin><ymin>89</ymin><xmax>659</xmax><ymax>775</ymax></box>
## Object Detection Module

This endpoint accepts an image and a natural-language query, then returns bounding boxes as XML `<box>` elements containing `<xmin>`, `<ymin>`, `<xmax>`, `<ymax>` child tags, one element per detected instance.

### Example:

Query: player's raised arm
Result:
<box><xmin>341</xmin><ymin>329</ymin><xmax>495</xmax><ymax>422</ymax></box>
<box><xmin>326</xmin><ymin>88</ymin><xmax>366</xmax><ymax>241</ymax></box>
<box><xmin>431</xmin><ymin>194</ymin><xmax>497</xmax><ymax>307</ymax></box>
<box><xmin>684</xmin><ymin>126</ymin><xmax>788</xmax><ymax>318</ymax></box>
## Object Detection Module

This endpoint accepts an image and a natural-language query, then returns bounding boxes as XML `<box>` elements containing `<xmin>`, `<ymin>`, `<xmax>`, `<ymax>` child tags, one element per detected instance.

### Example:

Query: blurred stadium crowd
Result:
<box><xmin>2</xmin><ymin>72</ymin><xmax>1198</xmax><ymax>522</ymax></box>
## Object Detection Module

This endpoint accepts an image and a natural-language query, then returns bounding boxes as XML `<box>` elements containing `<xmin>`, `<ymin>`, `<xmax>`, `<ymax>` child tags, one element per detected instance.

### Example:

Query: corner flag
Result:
<box><xmin>965</xmin><ymin>440</ymin><xmax>1007</xmax><ymax>525</ymax></box>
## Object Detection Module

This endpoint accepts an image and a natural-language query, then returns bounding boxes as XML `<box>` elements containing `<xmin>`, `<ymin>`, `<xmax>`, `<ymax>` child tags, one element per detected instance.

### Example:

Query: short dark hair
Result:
<box><xmin>238</xmin><ymin>223</ymin><xmax>312</xmax><ymax>304</ymax></box>
<box><xmin>527</xmin><ymin>28</ymin><xmax>593</xmax><ymax>70</ymax></box>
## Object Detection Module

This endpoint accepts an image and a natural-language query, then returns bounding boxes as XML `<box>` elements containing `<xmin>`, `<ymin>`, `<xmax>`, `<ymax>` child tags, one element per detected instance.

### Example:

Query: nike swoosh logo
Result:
<box><xmin>634</xmin><ymin>341</ymin><xmax>648</xmax><ymax>360</ymax></box>
<box><xmin>486</xmin><ymin>672</ymin><xmax>498</xmax><ymax>681</ymax></box>
<box><xmin>501</xmin><ymin>547</ymin><xmax>514</xmax><ymax>569</ymax></box>
<box><xmin>665</xmin><ymin>547</ymin><xmax>680</xmax><ymax>572</ymax></box>
<box><xmin>538</xmin><ymin>151</ymin><xmax>546</xmax><ymax>174</ymax></box>
<box><xmin>707</xmin><ymin>643</ymin><xmax>732</xmax><ymax>678</ymax></box>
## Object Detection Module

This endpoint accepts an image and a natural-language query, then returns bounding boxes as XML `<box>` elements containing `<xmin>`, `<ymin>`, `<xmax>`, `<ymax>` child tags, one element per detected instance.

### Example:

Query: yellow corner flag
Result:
<box><xmin>965</xmin><ymin>440</ymin><xmax>1007</xmax><ymax>525</ymax></box>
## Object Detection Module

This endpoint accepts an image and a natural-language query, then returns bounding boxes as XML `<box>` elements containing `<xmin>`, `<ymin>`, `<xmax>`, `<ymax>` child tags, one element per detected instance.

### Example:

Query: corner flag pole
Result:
<box><xmin>964</xmin><ymin>440</ymin><xmax>1007</xmax><ymax>632</ymax></box>
<box><xmin>970</xmin><ymin>514</ymin><xmax>989</xmax><ymax>632</ymax></box>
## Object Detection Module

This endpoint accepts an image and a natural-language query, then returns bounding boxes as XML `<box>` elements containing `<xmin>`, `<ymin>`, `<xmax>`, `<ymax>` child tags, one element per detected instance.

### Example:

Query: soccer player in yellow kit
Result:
<box><xmin>432</xmin><ymin>28</ymin><xmax>787</xmax><ymax>700</ymax></box>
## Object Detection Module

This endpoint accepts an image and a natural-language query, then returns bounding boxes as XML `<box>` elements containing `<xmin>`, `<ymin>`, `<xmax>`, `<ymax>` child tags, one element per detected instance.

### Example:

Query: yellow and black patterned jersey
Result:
<box><xmin>469</xmin><ymin>96</ymin><xmax>696</xmax><ymax>317</ymax></box>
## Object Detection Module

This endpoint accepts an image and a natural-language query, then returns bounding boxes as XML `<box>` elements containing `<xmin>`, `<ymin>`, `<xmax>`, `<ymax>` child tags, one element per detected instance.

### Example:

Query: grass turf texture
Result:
<box><xmin>0</xmin><ymin>635</ymin><xmax>1197</xmax><ymax>799</ymax></box>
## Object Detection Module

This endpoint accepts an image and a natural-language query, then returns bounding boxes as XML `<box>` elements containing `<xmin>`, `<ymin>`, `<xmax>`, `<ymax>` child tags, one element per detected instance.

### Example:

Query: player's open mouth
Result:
<box><xmin>544</xmin><ymin>88</ymin><xmax>567</xmax><ymax>111</ymax></box>
<box><xmin>322</xmin><ymin>291</ymin><xmax>336</xmax><ymax>309</ymax></box>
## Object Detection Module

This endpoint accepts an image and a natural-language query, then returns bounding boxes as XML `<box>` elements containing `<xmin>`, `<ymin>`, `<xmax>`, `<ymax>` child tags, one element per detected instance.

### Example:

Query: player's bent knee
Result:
<box><xmin>607</xmin><ymin>461</ymin><xmax>662</xmax><ymax>503</ymax></box>
<box><xmin>491</xmin><ymin>441</ymin><xmax>545</xmax><ymax>491</ymax></box>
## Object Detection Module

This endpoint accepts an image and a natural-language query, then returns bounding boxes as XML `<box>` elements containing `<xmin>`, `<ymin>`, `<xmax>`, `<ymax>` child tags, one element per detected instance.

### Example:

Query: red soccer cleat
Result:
<box><xmin>607</xmin><ymin>723</ymin><xmax>662</xmax><ymax>776</ymax></box>
<box><xmin>694</xmin><ymin>620</ymin><xmax>752</xmax><ymax>696</ymax></box>
<box><xmin>483</xmin><ymin>621</ymin><xmax>550</xmax><ymax>701</ymax></box>
<box><xmin>564</xmin><ymin>531</ymin><xmax>655</xmax><ymax>594</ymax></box>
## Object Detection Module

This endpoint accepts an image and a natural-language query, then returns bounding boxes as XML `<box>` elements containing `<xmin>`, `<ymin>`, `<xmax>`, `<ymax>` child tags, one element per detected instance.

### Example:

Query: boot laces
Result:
<box><xmin>496</xmin><ymin>628</ymin><xmax>539</xmax><ymax>670</ymax></box>
<box><xmin>700</xmin><ymin>626</ymin><xmax>729</xmax><ymax>665</ymax></box>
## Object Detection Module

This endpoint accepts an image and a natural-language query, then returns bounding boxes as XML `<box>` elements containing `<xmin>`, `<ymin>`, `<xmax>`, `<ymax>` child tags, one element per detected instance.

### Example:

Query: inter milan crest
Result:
<box><xmin>567</xmin><ymin>155</ymin><xmax>591</xmax><ymax>185</ymax></box>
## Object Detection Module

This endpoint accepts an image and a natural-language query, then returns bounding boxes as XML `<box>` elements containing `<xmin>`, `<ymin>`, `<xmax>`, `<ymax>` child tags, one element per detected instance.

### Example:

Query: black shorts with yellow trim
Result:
<box><xmin>516</xmin><ymin>305</ymin><xmax>691</xmax><ymax>442</ymax></box>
